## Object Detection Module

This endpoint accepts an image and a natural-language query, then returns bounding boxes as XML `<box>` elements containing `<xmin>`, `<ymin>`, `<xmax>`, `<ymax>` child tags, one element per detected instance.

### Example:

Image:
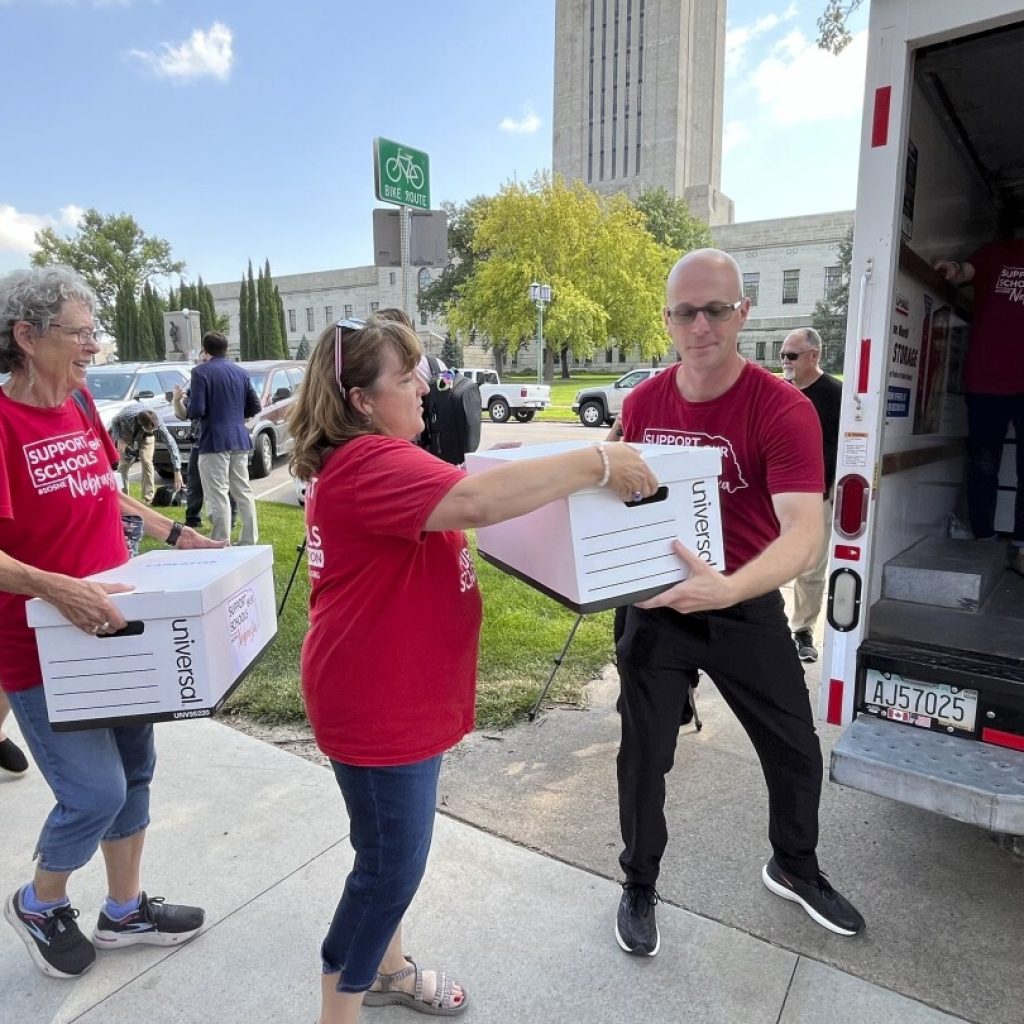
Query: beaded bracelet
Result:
<box><xmin>593</xmin><ymin>442</ymin><xmax>611</xmax><ymax>487</ymax></box>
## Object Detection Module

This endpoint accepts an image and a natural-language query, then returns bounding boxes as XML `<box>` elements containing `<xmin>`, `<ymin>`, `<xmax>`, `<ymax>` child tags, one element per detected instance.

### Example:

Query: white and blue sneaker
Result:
<box><xmin>5</xmin><ymin>887</ymin><xmax>96</xmax><ymax>978</ymax></box>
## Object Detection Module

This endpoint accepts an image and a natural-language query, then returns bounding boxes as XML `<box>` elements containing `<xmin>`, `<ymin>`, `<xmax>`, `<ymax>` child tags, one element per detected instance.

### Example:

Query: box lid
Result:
<box><xmin>26</xmin><ymin>545</ymin><xmax>275</xmax><ymax>628</ymax></box>
<box><xmin>465</xmin><ymin>441</ymin><xmax>721</xmax><ymax>488</ymax></box>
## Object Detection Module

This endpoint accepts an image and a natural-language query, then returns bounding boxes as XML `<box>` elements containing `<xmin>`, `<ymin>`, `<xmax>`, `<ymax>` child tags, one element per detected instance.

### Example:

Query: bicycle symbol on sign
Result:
<box><xmin>384</xmin><ymin>148</ymin><xmax>425</xmax><ymax>190</ymax></box>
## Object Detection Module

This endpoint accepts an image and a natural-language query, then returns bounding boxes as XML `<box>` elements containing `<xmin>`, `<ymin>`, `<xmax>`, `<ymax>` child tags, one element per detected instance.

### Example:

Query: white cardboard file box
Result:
<box><xmin>27</xmin><ymin>546</ymin><xmax>277</xmax><ymax>731</ymax></box>
<box><xmin>465</xmin><ymin>442</ymin><xmax>723</xmax><ymax>613</ymax></box>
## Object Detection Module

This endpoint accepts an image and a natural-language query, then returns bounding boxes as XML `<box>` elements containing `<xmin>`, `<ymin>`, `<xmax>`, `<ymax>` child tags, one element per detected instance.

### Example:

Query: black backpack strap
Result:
<box><xmin>425</xmin><ymin>355</ymin><xmax>441</xmax><ymax>377</ymax></box>
<box><xmin>71</xmin><ymin>388</ymin><xmax>100</xmax><ymax>429</ymax></box>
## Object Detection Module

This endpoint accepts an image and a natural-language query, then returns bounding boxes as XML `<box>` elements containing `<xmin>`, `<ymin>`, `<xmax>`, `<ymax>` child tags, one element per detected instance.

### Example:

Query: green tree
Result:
<box><xmin>32</xmin><ymin>210</ymin><xmax>184</xmax><ymax>334</ymax></box>
<box><xmin>245</xmin><ymin>261</ymin><xmax>258</xmax><ymax>360</ymax></box>
<box><xmin>295</xmin><ymin>335</ymin><xmax>311</xmax><ymax>360</ymax></box>
<box><xmin>113</xmin><ymin>285</ymin><xmax>140</xmax><ymax>360</ymax></box>
<box><xmin>441</xmin><ymin>332</ymin><xmax>461</xmax><ymax>367</ymax></box>
<box><xmin>631</xmin><ymin>187</ymin><xmax>713</xmax><ymax>254</ymax></box>
<box><xmin>141</xmin><ymin>283</ymin><xmax>166</xmax><ymax>359</ymax></box>
<box><xmin>275</xmin><ymin>285</ymin><xmax>289</xmax><ymax>358</ymax></box>
<box><xmin>238</xmin><ymin>278</ymin><xmax>249</xmax><ymax>359</ymax></box>
<box><xmin>448</xmin><ymin>174</ymin><xmax>673</xmax><ymax>380</ymax></box>
<box><xmin>811</xmin><ymin>228</ymin><xmax>853</xmax><ymax>373</ymax></box>
<box><xmin>817</xmin><ymin>0</ymin><xmax>864</xmax><ymax>54</ymax></box>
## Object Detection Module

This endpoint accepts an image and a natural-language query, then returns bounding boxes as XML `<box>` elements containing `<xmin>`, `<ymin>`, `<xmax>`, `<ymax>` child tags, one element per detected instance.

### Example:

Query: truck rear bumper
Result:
<box><xmin>831</xmin><ymin>716</ymin><xmax>1024</xmax><ymax>834</ymax></box>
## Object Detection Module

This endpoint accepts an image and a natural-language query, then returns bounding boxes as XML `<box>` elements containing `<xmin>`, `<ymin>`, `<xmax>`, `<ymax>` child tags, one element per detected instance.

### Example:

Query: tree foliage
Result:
<box><xmin>418</xmin><ymin>196</ymin><xmax>494</xmax><ymax>321</ymax></box>
<box><xmin>295</xmin><ymin>335</ymin><xmax>311</xmax><ymax>360</ymax></box>
<box><xmin>447</xmin><ymin>175</ymin><xmax>674</xmax><ymax>379</ymax></box>
<box><xmin>817</xmin><ymin>0</ymin><xmax>864</xmax><ymax>54</ymax></box>
<box><xmin>631</xmin><ymin>187</ymin><xmax>712</xmax><ymax>254</ymax></box>
<box><xmin>811</xmin><ymin>228</ymin><xmax>853</xmax><ymax>373</ymax></box>
<box><xmin>441</xmin><ymin>332</ymin><xmax>461</xmax><ymax>367</ymax></box>
<box><xmin>31</xmin><ymin>210</ymin><xmax>184</xmax><ymax>334</ymax></box>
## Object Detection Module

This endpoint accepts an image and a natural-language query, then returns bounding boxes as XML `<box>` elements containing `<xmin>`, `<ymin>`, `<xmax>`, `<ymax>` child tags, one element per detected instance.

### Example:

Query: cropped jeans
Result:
<box><xmin>322</xmin><ymin>754</ymin><xmax>442</xmax><ymax>994</ymax></box>
<box><xmin>7</xmin><ymin>684</ymin><xmax>155</xmax><ymax>873</ymax></box>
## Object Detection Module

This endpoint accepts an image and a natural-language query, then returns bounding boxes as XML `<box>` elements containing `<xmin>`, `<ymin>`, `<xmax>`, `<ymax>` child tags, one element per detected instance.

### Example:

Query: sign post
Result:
<box><xmin>374</xmin><ymin>138</ymin><xmax>431</xmax><ymax>321</ymax></box>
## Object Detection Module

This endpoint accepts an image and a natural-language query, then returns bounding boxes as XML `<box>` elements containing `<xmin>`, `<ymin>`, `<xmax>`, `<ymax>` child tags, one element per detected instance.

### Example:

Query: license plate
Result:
<box><xmin>862</xmin><ymin>669</ymin><xmax>978</xmax><ymax>733</ymax></box>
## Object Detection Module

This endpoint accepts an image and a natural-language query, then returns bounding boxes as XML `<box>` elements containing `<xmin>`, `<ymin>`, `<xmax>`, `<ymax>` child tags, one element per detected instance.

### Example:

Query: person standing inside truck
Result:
<box><xmin>780</xmin><ymin>327</ymin><xmax>843</xmax><ymax>663</ymax></box>
<box><xmin>612</xmin><ymin>249</ymin><xmax>865</xmax><ymax>961</ymax></box>
<box><xmin>0</xmin><ymin>266</ymin><xmax>223</xmax><ymax>981</ymax></box>
<box><xmin>936</xmin><ymin>238</ymin><xmax>1024</xmax><ymax>575</ymax></box>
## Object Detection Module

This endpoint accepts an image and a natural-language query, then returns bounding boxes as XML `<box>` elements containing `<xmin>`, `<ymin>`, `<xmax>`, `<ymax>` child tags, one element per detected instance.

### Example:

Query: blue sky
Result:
<box><xmin>0</xmin><ymin>0</ymin><xmax>869</xmax><ymax>288</ymax></box>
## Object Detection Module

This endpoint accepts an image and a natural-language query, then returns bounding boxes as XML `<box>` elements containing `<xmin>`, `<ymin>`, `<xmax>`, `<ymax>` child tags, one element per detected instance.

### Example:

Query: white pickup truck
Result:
<box><xmin>455</xmin><ymin>368</ymin><xmax>551</xmax><ymax>423</ymax></box>
<box><xmin>571</xmin><ymin>367</ymin><xmax>667</xmax><ymax>427</ymax></box>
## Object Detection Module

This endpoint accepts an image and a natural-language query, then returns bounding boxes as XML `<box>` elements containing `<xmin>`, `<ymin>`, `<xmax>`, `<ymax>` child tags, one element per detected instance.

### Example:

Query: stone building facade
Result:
<box><xmin>552</xmin><ymin>0</ymin><xmax>734</xmax><ymax>225</ymax></box>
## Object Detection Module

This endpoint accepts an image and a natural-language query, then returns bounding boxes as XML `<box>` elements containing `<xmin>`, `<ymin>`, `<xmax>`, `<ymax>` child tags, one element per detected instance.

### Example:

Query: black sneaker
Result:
<box><xmin>93</xmin><ymin>892</ymin><xmax>205</xmax><ymax>949</ymax></box>
<box><xmin>761</xmin><ymin>858</ymin><xmax>864</xmax><ymax>936</ymax></box>
<box><xmin>0</xmin><ymin>736</ymin><xmax>29</xmax><ymax>775</ymax></box>
<box><xmin>615</xmin><ymin>883</ymin><xmax>661</xmax><ymax>956</ymax></box>
<box><xmin>4</xmin><ymin>888</ymin><xmax>96</xmax><ymax>978</ymax></box>
<box><xmin>794</xmin><ymin>629</ymin><xmax>818</xmax><ymax>662</ymax></box>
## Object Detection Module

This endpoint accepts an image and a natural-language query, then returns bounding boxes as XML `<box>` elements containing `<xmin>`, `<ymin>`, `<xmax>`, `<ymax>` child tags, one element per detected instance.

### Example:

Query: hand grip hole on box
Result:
<box><xmin>97</xmin><ymin>621</ymin><xmax>146</xmax><ymax>639</ymax></box>
<box><xmin>625</xmin><ymin>485</ymin><xmax>669</xmax><ymax>508</ymax></box>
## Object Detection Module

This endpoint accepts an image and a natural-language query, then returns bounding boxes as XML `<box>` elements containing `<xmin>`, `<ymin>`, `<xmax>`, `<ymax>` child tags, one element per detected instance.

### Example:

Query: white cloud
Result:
<box><xmin>725</xmin><ymin>2</ymin><xmax>797</xmax><ymax>77</ymax></box>
<box><xmin>722</xmin><ymin>120</ymin><xmax>750</xmax><ymax>156</ymax></box>
<box><xmin>129</xmin><ymin>22</ymin><xmax>233</xmax><ymax>82</ymax></box>
<box><xmin>0</xmin><ymin>205</ymin><xmax>82</xmax><ymax>255</ymax></box>
<box><xmin>499</xmin><ymin>110</ymin><xmax>542</xmax><ymax>135</ymax></box>
<box><xmin>748</xmin><ymin>28</ymin><xmax>867</xmax><ymax>126</ymax></box>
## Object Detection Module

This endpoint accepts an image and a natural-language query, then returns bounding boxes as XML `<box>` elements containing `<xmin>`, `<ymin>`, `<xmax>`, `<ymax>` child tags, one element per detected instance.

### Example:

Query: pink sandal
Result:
<box><xmin>363</xmin><ymin>956</ymin><xmax>468</xmax><ymax>1017</ymax></box>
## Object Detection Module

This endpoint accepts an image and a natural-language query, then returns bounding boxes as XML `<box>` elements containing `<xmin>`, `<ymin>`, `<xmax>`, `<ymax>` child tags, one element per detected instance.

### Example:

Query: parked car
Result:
<box><xmin>154</xmin><ymin>359</ymin><xmax>306</xmax><ymax>480</ymax></box>
<box><xmin>571</xmin><ymin>367</ymin><xmax>667</xmax><ymax>427</ymax></box>
<box><xmin>454</xmin><ymin>368</ymin><xmax>551</xmax><ymax>423</ymax></box>
<box><xmin>84</xmin><ymin>362</ymin><xmax>192</xmax><ymax>429</ymax></box>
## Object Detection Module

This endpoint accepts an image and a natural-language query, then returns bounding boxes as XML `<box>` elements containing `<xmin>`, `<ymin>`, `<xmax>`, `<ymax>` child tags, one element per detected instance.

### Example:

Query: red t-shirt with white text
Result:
<box><xmin>0</xmin><ymin>389</ymin><xmax>127</xmax><ymax>692</ymax></box>
<box><xmin>621</xmin><ymin>362</ymin><xmax>824</xmax><ymax>573</ymax></box>
<box><xmin>300</xmin><ymin>435</ymin><xmax>482</xmax><ymax>766</ymax></box>
<box><xmin>965</xmin><ymin>239</ymin><xmax>1024</xmax><ymax>394</ymax></box>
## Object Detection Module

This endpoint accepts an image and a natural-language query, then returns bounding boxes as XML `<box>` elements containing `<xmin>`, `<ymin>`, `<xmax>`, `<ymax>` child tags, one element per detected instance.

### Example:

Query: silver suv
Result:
<box><xmin>571</xmin><ymin>367</ymin><xmax>666</xmax><ymax>427</ymax></box>
<box><xmin>85</xmin><ymin>362</ymin><xmax>192</xmax><ymax>429</ymax></box>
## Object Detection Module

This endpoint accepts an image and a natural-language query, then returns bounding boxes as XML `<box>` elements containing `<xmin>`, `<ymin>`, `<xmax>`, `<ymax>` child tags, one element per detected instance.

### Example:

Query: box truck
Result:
<box><xmin>821</xmin><ymin>0</ymin><xmax>1024</xmax><ymax>837</ymax></box>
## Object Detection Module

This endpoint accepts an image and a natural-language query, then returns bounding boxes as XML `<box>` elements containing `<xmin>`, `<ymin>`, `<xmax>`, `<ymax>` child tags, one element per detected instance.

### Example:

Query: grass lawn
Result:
<box><xmin>139</xmin><ymin>496</ymin><xmax>615</xmax><ymax>730</ymax></box>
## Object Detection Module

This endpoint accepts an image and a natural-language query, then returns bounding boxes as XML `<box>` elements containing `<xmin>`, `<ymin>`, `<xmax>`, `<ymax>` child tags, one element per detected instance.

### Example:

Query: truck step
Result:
<box><xmin>882</xmin><ymin>537</ymin><xmax>1007</xmax><ymax>611</ymax></box>
<box><xmin>831</xmin><ymin>716</ymin><xmax>1024</xmax><ymax>834</ymax></box>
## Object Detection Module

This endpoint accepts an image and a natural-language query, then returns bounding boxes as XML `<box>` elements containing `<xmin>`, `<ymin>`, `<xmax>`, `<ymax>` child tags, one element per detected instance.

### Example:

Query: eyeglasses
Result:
<box><xmin>333</xmin><ymin>317</ymin><xmax>366</xmax><ymax>398</ymax></box>
<box><xmin>780</xmin><ymin>350</ymin><xmax>813</xmax><ymax>361</ymax></box>
<box><xmin>46</xmin><ymin>322</ymin><xmax>98</xmax><ymax>345</ymax></box>
<box><xmin>665</xmin><ymin>300</ymin><xmax>743</xmax><ymax>326</ymax></box>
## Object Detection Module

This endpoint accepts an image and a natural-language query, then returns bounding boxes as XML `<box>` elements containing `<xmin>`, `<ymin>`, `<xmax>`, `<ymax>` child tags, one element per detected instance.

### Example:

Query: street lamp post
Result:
<box><xmin>529</xmin><ymin>281</ymin><xmax>552</xmax><ymax>385</ymax></box>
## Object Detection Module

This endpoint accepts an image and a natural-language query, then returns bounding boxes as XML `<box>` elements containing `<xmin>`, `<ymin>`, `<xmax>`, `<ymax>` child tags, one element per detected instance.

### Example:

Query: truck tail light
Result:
<box><xmin>835</xmin><ymin>474</ymin><xmax>869</xmax><ymax>539</ymax></box>
<box><xmin>827</xmin><ymin>567</ymin><xmax>862</xmax><ymax>632</ymax></box>
<box><xmin>520</xmin><ymin>387</ymin><xmax>528</xmax><ymax>398</ymax></box>
<box><xmin>826</xmin><ymin>679</ymin><xmax>845</xmax><ymax>726</ymax></box>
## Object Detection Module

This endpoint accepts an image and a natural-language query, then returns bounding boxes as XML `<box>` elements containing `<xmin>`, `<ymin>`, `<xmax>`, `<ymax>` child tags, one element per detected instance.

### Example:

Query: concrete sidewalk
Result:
<box><xmin>1</xmin><ymin>718</ymin><xmax>967</xmax><ymax>1024</ymax></box>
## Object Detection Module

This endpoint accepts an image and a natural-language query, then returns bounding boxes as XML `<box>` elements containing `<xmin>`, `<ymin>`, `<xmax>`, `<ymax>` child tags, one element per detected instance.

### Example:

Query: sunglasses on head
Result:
<box><xmin>334</xmin><ymin>317</ymin><xmax>367</xmax><ymax>398</ymax></box>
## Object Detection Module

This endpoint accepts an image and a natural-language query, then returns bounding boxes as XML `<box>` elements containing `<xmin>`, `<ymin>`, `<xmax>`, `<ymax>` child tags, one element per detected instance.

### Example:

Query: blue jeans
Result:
<box><xmin>7</xmin><ymin>685</ymin><xmax>156</xmax><ymax>873</ymax></box>
<box><xmin>322</xmin><ymin>755</ymin><xmax>442</xmax><ymax>993</ymax></box>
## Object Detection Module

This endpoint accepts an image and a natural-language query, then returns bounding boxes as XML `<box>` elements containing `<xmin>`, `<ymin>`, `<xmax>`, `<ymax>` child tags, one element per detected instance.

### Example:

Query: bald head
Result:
<box><xmin>666</xmin><ymin>248</ymin><xmax>744</xmax><ymax>301</ymax></box>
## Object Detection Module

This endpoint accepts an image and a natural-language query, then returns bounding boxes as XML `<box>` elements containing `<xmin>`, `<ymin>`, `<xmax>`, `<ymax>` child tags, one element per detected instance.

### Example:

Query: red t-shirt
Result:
<box><xmin>621</xmin><ymin>362</ymin><xmax>824</xmax><ymax>573</ymax></box>
<box><xmin>965</xmin><ymin>239</ymin><xmax>1024</xmax><ymax>394</ymax></box>
<box><xmin>300</xmin><ymin>435</ymin><xmax>482</xmax><ymax>766</ymax></box>
<box><xmin>0</xmin><ymin>389</ymin><xmax>126</xmax><ymax>693</ymax></box>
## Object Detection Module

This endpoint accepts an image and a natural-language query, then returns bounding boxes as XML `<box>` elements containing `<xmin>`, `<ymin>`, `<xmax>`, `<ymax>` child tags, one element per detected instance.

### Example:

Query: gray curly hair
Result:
<box><xmin>0</xmin><ymin>266</ymin><xmax>96</xmax><ymax>373</ymax></box>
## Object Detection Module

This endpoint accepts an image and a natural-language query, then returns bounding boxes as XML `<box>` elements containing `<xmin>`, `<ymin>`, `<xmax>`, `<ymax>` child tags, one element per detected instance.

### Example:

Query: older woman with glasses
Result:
<box><xmin>0</xmin><ymin>266</ymin><xmax>224</xmax><ymax>982</ymax></box>
<box><xmin>289</xmin><ymin>317</ymin><xmax>657</xmax><ymax>1024</ymax></box>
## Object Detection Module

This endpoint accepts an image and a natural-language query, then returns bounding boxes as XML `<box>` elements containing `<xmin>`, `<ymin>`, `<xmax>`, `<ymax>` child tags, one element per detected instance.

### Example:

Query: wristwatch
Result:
<box><xmin>166</xmin><ymin>521</ymin><xmax>184</xmax><ymax>547</ymax></box>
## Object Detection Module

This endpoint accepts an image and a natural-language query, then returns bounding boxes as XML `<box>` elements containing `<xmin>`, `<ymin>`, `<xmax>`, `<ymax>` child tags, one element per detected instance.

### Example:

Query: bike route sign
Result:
<box><xmin>373</xmin><ymin>137</ymin><xmax>430</xmax><ymax>210</ymax></box>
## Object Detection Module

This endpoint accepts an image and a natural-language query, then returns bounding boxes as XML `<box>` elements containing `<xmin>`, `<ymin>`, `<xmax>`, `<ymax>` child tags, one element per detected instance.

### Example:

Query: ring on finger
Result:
<box><xmin>631</xmin><ymin>490</ymin><xmax>643</xmax><ymax>502</ymax></box>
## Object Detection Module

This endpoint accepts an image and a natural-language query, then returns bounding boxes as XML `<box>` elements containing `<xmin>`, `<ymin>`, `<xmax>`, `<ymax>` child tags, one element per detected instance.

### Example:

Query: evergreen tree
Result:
<box><xmin>811</xmin><ymin>227</ymin><xmax>853</xmax><ymax>374</ymax></box>
<box><xmin>246</xmin><ymin>261</ymin><xmax>258</xmax><ymax>360</ymax></box>
<box><xmin>142</xmin><ymin>284</ymin><xmax>166</xmax><ymax>359</ymax></box>
<box><xmin>263</xmin><ymin>260</ymin><xmax>284</xmax><ymax>359</ymax></box>
<box><xmin>441</xmin><ymin>332</ymin><xmax>461</xmax><ymax>367</ymax></box>
<box><xmin>275</xmin><ymin>285</ymin><xmax>289</xmax><ymax>357</ymax></box>
<box><xmin>167</xmin><ymin>286</ymin><xmax>177</xmax><ymax>312</ymax></box>
<box><xmin>114</xmin><ymin>285</ymin><xmax>139</xmax><ymax>361</ymax></box>
<box><xmin>238</xmin><ymin>278</ymin><xmax>249</xmax><ymax>359</ymax></box>
<box><xmin>295</xmin><ymin>335</ymin><xmax>311</xmax><ymax>360</ymax></box>
<box><xmin>137</xmin><ymin>303</ymin><xmax>157</xmax><ymax>360</ymax></box>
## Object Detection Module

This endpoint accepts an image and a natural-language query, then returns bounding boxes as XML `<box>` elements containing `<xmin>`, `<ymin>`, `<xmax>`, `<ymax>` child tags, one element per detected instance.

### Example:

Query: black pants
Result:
<box><xmin>966</xmin><ymin>393</ymin><xmax>1024</xmax><ymax>542</ymax></box>
<box><xmin>616</xmin><ymin>591</ymin><xmax>822</xmax><ymax>886</ymax></box>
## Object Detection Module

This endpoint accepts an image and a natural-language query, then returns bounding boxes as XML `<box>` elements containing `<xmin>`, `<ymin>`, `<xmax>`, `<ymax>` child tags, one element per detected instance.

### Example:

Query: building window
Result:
<box><xmin>344</xmin><ymin>304</ymin><xmax>353</xmax><ymax>319</ymax></box>
<box><xmin>511</xmin><ymin>350</ymin><xmax>518</xmax><ymax>367</ymax></box>
<box><xmin>324</xmin><ymin>305</ymin><xmax>333</xmax><ymax>324</ymax></box>
<box><xmin>824</xmin><ymin>265</ymin><xmax>843</xmax><ymax>301</ymax></box>
<box><xmin>605</xmin><ymin>347</ymin><xmax>613</xmax><ymax>363</ymax></box>
<box><xmin>782</xmin><ymin>269</ymin><xmax>800</xmax><ymax>304</ymax></box>
<box><xmin>370</xmin><ymin>301</ymin><xmax>379</xmax><ymax>313</ymax></box>
<box><xmin>755</xmin><ymin>341</ymin><xmax>766</xmax><ymax>363</ymax></box>
<box><xmin>305</xmin><ymin>308</ymin><xmax>314</xmax><ymax>331</ymax></box>
<box><xmin>619</xmin><ymin>349</ymin><xmax>627</xmax><ymax>362</ymax></box>
<box><xmin>743</xmin><ymin>272</ymin><xmax>760</xmax><ymax>307</ymax></box>
<box><xmin>287</xmin><ymin>309</ymin><xmax>296</xmax><ymax>333</ymax></box>
<box><xmin>418</xmin><ymin>268</ymin><xmax>431</xmax><ymax>291</ymax></box>
<box><xmin>421</xmin><ymin>310</ymin><xmax>428</xmax><ymax>326</ymax></box>
<box><xmin>389</xmin><ymin>272</ymin><xmax>396</xmax><ymax>286</ymax></box>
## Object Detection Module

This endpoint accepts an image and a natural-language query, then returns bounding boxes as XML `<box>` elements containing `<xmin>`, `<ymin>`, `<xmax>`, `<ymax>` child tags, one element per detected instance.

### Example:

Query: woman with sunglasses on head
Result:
<box><xmin>288</xmin><ymin>317</ymin><xmax>657</xmax><ymax>1024</ymax></box>
<box><xmin>0</xmin><ymin>266</ymin><xmax>225</xmax><ymax>982</ymax></box>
